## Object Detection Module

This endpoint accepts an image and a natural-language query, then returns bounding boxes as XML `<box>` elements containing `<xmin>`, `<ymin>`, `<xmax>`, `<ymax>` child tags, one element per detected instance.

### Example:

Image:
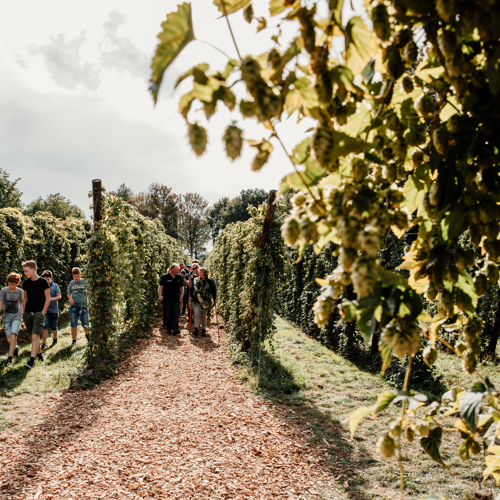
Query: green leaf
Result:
<box><xmin>279</xmin><ymin>157</ymin><xmax>326</xmax><ymax>193</ymax></box>
<box><xmin>175</xmin><ymin>63</ymin><xmax>209</xmax><ymax>88</ymax></box>
<box><xmin>269</xmin><ymin>0</ymin><xmax>298</xmax><ymax>16</ymax></box>
<box><xmin>284</xmin><ymin>77</ymin><xmax>319</xmax><ymax>116</ymax></box>
<box><xmin>213</xmin><ymin>0</ymin><xmax>251</xmax><ymax>15</ymax></box>
<box><xmin>440</xmin><ymin>205</ymin><xmax>464</xmax><ymax>242</ymax></box>
<box><xmin>331</xmin><ymin>0</ymin><xmax>345</xmax><ymax>26</ymax></box>
<box><xmin>341</xmin><ymin>103</ymin><xmax>371</xmax><ymax>136</ymax></box>
<box><xmin>459</xmin><ymin>383</ymin><xmax>486</xmax><ymax>434</ymax></box>
<box><xmin>401</xmin><ymin>175</ymin><xmax>426</xmax><ymax>215</ymax></box>
<box><xmin>361</xmin><ymin>59</ymin><xmax>376</xmax><ymax>83</ymax></box>
<box><xmin>345</xmin><ymin>17</ymin><xmax>377</xmax><ymax>76</ymax></box>
<box><xmin>332</xmin><ymin>132</ymin><xmax>364</xmax><ymax>159</ymax></box>
<box><xmin>291</xmin><ymin>138</ymin><xmax>311</xmax><ymax>165</ymax></box>
<box><xmin>150</xmin><ymin>3</ymin><xmax>195</xmax><ymax>104</ymax></box>
<box><xmin>358</xmin><ymin>307</ymin><xmax>376</xmax><ymax>342</ymax></box>
<box><xmin>379</xmin><ymin>341</ymin><xmax>393</xmax><ymax>375</ymax></box>
<box><xmin>455</xmin><ymin>271</ymin><xmax>477</xmax><ymax>313</ymax></box>
<box><xmin>374</xmin><ymin>391</ymin><xmax>397</xmax><ymax>413</ymax></box>
<box><xmin>179</xmin><ymin>92</ymin><xmax>195</xmax><ymax>119</ymax></box>
<box><xmin>349</xmin><ymin>406</ymin><xmax>373</xmax><ymax>437</ymax></box>
<box><xmin>420</xmin><ymin>427</ymin><xmax>445</xmax><ymax>466</ymax></box>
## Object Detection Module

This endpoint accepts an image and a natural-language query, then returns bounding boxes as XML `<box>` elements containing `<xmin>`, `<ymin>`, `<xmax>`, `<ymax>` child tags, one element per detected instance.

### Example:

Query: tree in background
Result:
<box><xmin>24</xmin><ymin>193</ymin><xmax>85</xmax><ymax>219</ymax></box>
<box><xmin>208</xmin><ymin>188</ymin><xmax>268</xmax><ymax>243</ymax></box>
<box><xmin>178</xmin><ymin>192</ymin><xmax>210</xmax><ymax>259</ymax></box>
<box><xmin>110</xmin><ymin>183</ymin><xmax>134</xmax><ymax>202</ymax></box>
<box><xmin>129</xmin><ymin>183</ymin><xmax>179</xmax><ymax>239</ymax></box>
<box><xmin>0</xmin><ymin>169</ymin><xmax>22</xmax><ymax>210</ymax></box>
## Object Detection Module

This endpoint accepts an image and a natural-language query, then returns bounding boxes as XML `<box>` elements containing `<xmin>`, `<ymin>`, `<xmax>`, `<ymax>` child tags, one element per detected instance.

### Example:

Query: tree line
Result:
<box><xmin>0</xmin><ymin>168</ymin><xmax>272</xmax><ymax>260</ymax></box>
<box><xmin>110</xmin><ymin>181</ymin><xmax>270</xmax><ymax>259</ymax></box>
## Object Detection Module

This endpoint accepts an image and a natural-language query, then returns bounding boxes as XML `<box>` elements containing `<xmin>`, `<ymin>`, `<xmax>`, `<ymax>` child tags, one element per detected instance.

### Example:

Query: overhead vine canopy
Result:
<box><xmin>150</xmin><ymin>0</ymin><xmax>500</xmax><ymax>493</ymax></box>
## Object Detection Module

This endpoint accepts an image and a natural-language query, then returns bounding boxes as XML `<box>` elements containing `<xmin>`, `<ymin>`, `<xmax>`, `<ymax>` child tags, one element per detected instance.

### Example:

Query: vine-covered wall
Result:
<box><xmin>86</xmin><ymin>194</ymin><xmax>187</xmax><ymax>372</ymax></box>
<box><xmin>209</xmin><ymin>205</ymin><xmax>286</xmax><ymax>354</ymax></box>
<box><xmin>0</xmin><ymin>207</ymin><xmax>90</xmax><ymax>311</ymax></box>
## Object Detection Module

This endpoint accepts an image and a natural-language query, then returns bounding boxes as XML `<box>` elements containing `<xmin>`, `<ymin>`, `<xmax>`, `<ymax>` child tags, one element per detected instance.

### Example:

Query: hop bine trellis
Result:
<box><xmin>86</xmin><ymin>181</ymin><xmax>187</xmax><ymax>374</ymax></box>
<box><xmin>208</xmin><ymin>192</ymin><xmax>286</xmax><ymax>364</ymax></box>
<box><xmin>0</xmin><ymin>207</ymin><xmax>89</xmax><ymax>311</ymax></box>
<box><xmin>149</xmin><ymin>0</ymin><xmax>500</xmax><ymax>495</ymax></box>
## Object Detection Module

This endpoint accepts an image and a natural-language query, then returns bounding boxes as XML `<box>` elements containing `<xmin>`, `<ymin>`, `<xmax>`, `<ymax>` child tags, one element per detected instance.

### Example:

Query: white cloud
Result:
<box><xmin>100</xmin><ymin>11</ymin><xmax>149</xmax><ymax>79</ymax></box>
<box><xmin>33</xmin><ymin>33</ymin><xmax>100</xmax><ymax>92</ymax></box>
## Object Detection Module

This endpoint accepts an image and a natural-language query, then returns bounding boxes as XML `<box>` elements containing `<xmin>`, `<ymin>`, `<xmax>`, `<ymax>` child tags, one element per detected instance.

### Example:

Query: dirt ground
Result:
<box><xmin>0</xmin><ymin>317</ymin><xmax>335</xmax><ymax>499</ymax></box>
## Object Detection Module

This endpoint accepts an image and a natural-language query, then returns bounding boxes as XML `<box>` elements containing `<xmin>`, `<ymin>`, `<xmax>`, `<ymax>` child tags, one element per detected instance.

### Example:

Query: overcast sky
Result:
<box><xmin>0</xmin><ymin>1</ymin><xmax>312</xmax><ymax>216</ymax></box>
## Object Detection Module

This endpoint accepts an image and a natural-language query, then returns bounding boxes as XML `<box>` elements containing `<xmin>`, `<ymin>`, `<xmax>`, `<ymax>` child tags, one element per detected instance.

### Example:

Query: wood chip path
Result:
<box><xmin>1</xmin><ymin>318</ymin><xmax>333</xmax><ymax>499</ymax></box>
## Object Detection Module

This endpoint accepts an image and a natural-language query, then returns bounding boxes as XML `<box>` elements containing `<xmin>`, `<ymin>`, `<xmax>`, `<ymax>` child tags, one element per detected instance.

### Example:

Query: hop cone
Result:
<box><xmin>312</xmin><ymin>125</ymin><xmax>335</xmax><ymax>167</ymax></box>
<box><xmin>223</xmin><ymin>125</ymin><xmax>243</xmax><ymax>161</ymax></box>
<box><xmin>188</xmin><ymin>123</ymin><xmax>207</xmax><ymax>157</ymax></box>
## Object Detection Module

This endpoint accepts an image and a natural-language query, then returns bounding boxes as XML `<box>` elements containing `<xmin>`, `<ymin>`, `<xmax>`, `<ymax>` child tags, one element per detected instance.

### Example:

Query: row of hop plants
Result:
<box><xmin>208</xmin><ymin>204</ymin><xmax>286</xmax><ymax>358</ymax></box>
<box><xmin>86</xmin><ymin>193</ymin><xmax>187</xmax><ymax>374</ymax></box>
<box><xmin>0</xmin><ymin>207</ymin><xmax>90</xmax><ymax>312</ymax></box>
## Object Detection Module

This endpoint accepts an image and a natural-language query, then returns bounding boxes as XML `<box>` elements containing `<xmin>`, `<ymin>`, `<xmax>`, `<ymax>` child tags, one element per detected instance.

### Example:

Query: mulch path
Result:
<box><xmin>0</xmin><ymin>318</ymin><xmax>333</xmax><ymax>499</ymax></box>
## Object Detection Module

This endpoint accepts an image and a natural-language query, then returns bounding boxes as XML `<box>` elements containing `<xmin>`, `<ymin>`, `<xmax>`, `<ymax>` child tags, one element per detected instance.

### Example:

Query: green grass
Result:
<box><xmin>0</xmin><ymin>325</ymin><xmax>87</xmax><ymax>397</ymax></box>
<box><xmin>235</xmin><ymin>317</ymin><xmax>500</xmax><ymax>500</ymax></box>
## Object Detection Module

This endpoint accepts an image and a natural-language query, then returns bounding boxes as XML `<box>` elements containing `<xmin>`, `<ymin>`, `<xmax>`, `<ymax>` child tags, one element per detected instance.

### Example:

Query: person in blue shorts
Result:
<box><xmin>67</xmin><ymin>267</ymin><xmax>89</xmax><ymax>347</ymax></box>
<box><xmin>41</xmin><ymin>270</ymin><xmax>61</xmax><ymax>350</ymax></box>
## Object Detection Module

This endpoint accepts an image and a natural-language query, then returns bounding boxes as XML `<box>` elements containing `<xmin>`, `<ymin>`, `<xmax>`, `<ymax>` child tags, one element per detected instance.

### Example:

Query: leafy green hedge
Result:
<box><xmin>0</xmin><ymin>207</ymin><xmax>90</xmax><ymax>310</ymax></box>
<box><xmin>86</xmin><ymin>194</ymin><xmax>186</xmax><ymax>373</ymax></box>
<box><xmin>209</xmin><ymin>205</ymin><xmax>286</xmax><ymax>354</ymax></box>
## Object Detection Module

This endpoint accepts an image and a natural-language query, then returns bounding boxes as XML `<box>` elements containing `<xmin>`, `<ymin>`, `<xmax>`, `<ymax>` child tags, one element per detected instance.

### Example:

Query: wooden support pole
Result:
<box><xmin>92</xmin><ymin>179</ymin><xmax>102</xmax><ymax>225</ymax></box>
<box><xmin>259</xmin><ymin>190</ymin><xmax>278</xmax><ymax>248</ymax></box>
<box><xmin>242</xmin><ymin>189</ymin><xmax>278</xmax><ymax>352</ymax></box>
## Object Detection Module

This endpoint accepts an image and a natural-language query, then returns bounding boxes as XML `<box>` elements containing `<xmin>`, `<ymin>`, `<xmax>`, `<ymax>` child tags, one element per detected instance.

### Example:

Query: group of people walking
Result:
<box><xmin>2</xmin><ymin>258</ymin><xmax>216</xmax><ymax>367</ymax></box>
<box><xmin>0</xmin><ymin>261</ymin><xmax>88</xmax><ymax>368</ymax></box>
<box><xmin>158</xmin><ymin>261</ymin><xmax>217</xmax><ymax>337</ymax></box>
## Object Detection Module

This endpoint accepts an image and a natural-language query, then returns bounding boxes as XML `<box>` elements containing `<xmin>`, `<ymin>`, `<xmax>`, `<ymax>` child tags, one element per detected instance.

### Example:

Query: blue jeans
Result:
<box><xmin>44</xmin><ymin>312</ymin><xmax>59</xmax><ymax>331</ymax></box>
<box><xmin>70</xmin><ymin>306</ymin><xmax>89</xmax><ymax>328</ymax></box>
<box><xmin>4</xmin><ymin>319</ymin><xmax>21</xmax><ymax>339</ymax></box>
<box><xmin>163</xmin><ymin>300</ymin><xmax>179</xmax><ymax>333</ymax></box>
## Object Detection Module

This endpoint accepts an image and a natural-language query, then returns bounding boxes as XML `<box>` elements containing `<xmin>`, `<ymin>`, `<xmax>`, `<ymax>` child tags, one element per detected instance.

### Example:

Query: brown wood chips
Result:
<box><xmin>0</xmin><ymin>319</ymin><xmax>332</xmax><ymax>499</ymax></box>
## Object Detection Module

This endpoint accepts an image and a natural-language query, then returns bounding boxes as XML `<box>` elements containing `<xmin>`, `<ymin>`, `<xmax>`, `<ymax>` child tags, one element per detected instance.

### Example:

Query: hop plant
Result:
<box><xmin>312</xmin><ymin>125</ymin><xmax>335</xmax><ymax>167</ymax></box>
<box><xmin>432</xmin><ymin>126</ymin><xmax>449</xmax><ymax>154</ymax></box>
<box><xmin>351</xmin><ymin>258</ymin><xmax>378</xmax><ymax>298</ymax></box>
<box><xmin>281</xmin><ymin>216</ymin><xmax>300</xmax><ymax>246</ymax></box>
<box><xmin>243</xmin><ymin>3</ymin><xmax>253</xmax><ymax>24</ymax></box>
<box><xmin>381</xmin><ymin>321</ymin><xmax>421</xmax><ymax>358</ymax></box>
<box><xmin>402</xmin><ymin>76</ymin><xmax>414</xmax><ymax>93</ymax></box>
<box><xmin>188</xmin><ymin>123</ymin><xmax>208</xmax><ymax>156</ymax></box>
<box><xmin>313</xmin><ymin>293</ymin><xmax>337</xmax><ymax>327</ymax></box>
<box><xmin>377</xmin><ymin>434</ymin><xmax>396</xmax><ymax>459</ymax></box>
<box><xmin>423</xmin><ymin>346</ymin><xmax>438</xmax><ymax>366</ymax></box>
<box><xmin>462</xmin><ymin>349</ymin><xmax>477</xmax><ymax>375</ymax></box>
<box><xmin>352</xmin><ymin>158</ymin><xmax>368</xmax><ymax>182</ymax></box>
<box><xmin>415</xmin><ymin>94</ymin><xmax>434</xmax><ymax>119</ymax></box>
<box><xmin>403</xmin><ymin>40</ymin><xmax>418</xmax><ymax>65</ymax></box>
<box><xmin>372</xmin><ymin>3</ymin><xmax>391</xmax><ymax>41</ymax></box>
<box><xmin>405</xmin><ymin>426</ymin><xmax>415</xmax><ymax>443</ymax></box>
<box><xmin>223</xmin><ymin>125</ymin><xmax>243</xmax><ymax>161</ymax></box>
<box><xmin>240</xmin><ymin>57</ymin><xmax>262</xmax><ymax>86</ymax></box>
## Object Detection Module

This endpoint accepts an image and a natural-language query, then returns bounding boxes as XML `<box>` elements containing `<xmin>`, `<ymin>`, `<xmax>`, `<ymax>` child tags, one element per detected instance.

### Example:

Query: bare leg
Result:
<box><xmin>71</xmin><ymin>327</ymin><xmax>77</xmax><ymax>341</ymax></box>
<box><xmin>83</xmin><ymin>327</ymin><xmax>89</xmax><ymax>337</ymax></box>
<box><xmin>8</xmin><ymin>334</ymin><xmax>17</xmax><ymax>357</ymax></box>
<box><xmin>52</xmin><ymin>329</ymin><xmax>58</xmax><ymax>340</ymax></box>
<box><xmin>30</xmin><ymin>334</ymin><xmax>40</xmax><ymax>358</ymax></box>
<box><xmin>42</xmin><ymin>328</ymin><xmax>48</xmax><ymax>345</ymax></box>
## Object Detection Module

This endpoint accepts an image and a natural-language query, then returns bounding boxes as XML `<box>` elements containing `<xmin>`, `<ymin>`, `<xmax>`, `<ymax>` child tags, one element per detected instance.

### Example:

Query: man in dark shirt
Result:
<box><xmin>22</xmin><ymin>260</ymin><xmax>50</xmax><ymax>369</ymax></box>
<box><xmin>158</xmin><ymin>263</ymin><xmax>184</xmax><ymax>335</ymax></box>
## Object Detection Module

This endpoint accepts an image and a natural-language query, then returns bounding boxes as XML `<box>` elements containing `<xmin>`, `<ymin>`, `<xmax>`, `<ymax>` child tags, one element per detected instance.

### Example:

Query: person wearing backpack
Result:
<box><xmin>190</xmin><ymin>267</ymin><xmax>216</xmax><ymax>337</ymax></box>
